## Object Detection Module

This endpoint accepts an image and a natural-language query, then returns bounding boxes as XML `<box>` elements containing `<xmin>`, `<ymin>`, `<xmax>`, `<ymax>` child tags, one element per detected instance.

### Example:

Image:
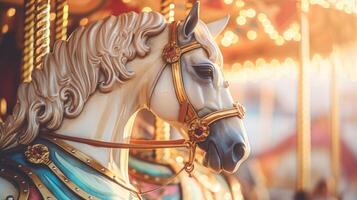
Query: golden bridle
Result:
<box><xmin>41</xmin><ymin>21</ymin><xmax>245</xmax><ymax>194</ymax></box>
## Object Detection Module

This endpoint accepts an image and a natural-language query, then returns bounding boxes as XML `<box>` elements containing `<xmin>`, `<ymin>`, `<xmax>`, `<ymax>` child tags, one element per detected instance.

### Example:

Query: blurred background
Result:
<box><xmin>1</xmin><ymin>0</ymin><xmax>357</xmax><ymax>199</ymax></box>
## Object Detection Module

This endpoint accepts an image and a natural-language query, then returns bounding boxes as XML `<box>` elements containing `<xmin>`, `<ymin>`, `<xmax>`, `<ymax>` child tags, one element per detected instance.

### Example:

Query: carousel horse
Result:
<box><xmin>0</xmin><ymin>2</ymin><xmax>249</xmax><ymax>199</ymax></box>
<box><xmin>129</xmin><ymin>110</ymin><xmax>244</xmax><ymax>200</ymax></box>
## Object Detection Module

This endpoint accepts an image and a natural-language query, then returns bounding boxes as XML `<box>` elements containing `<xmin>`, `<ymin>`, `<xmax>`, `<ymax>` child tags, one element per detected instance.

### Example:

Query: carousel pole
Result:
<box><xmin>54</xmin><ymin>0</ymin><xmax>68</xmax><ymax>41</ymax></box>
<box><xmin>21</xmin><ymin>0</ymin><xmax>36</xmax><ymax>82</ymax></box>
<box><xmin>34</xmin><ymin>0</ymin><xmax>51</xmax><ymax>70</ymax></box>
<box><xmin>330</xmin><ymin>48</ymin><xmax>340</xmax><ymax>197</ymax></box>
<box><xmin>296</xmin><ymin>0</ymin><xmax>311</xmax><ymax>192</ymax></box>
<box><xmin>154</xmin><ymin>0</ymin><xmax>175</xmax><ymax>161</ymax></box>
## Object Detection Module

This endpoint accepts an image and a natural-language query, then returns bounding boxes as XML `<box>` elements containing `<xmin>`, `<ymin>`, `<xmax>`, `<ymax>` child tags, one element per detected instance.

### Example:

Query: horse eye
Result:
<box><xmin>193</xmin><ymin>65</ymin><xmax>214</xmax><ymax>80</ymax></box>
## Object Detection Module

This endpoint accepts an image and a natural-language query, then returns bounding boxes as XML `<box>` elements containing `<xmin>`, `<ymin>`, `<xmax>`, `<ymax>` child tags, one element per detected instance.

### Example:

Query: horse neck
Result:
<box><xmin>55</xmin><ymin>81</ymin><xmax>143</xmax><ymax>183</ymax></box>
<box><xmin>53</xmin><ymin>26</ymin><xmax>168</xmax><ymax>186</ymax></box>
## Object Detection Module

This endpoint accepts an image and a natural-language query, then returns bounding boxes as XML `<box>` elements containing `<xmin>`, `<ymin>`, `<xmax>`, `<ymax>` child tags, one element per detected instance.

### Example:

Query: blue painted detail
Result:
<box><xmin>9</xmin><ymin>153</ymin><xmax>80</xmax><ymax>200</ymax></box>
<box><xmin>7</xmin><ymin>139</ymin><xmax>133</xmax><ymax>200</ymax></box>
<box><xmin>128</xmin><ymin>157</ymin><xmax>173</xmax><ymax>177</ymax></box>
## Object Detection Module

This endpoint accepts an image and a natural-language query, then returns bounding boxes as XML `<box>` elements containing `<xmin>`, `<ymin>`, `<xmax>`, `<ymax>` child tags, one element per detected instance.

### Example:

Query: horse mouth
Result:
<box><xmin>202</xmin><ymin>142</ymin><xmax>222</xmax><ymax>173</ymax></box>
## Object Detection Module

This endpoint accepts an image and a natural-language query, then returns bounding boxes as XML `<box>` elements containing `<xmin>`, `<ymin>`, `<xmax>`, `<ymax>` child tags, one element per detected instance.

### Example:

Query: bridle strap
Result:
<box><xmin>164</xmin><ymin>21</ymin><xmax>202</xmax><ymax>123</ymax></box>
<box><xmin>40</xmin><ymin>132</ymin><xmax>189</xmax><ymax>149</ymax></box>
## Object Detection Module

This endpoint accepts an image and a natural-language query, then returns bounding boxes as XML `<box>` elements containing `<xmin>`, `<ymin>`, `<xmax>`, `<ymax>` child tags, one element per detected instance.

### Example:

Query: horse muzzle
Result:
<box><xmin>198</xmin><ymin>117</ymin><xmax>249</xmax><ymax>173</ymax></box>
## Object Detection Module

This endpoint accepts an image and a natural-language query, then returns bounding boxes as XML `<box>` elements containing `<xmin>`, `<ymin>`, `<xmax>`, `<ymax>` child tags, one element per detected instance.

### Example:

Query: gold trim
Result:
<box><xmin>24</xmin><ymin>144</ymin><xmax>99</xmax><ymax>200</ymax></box>
<box><xmin>0</xmin><ymin>166</ymin><xmax>29</xmax><ymax>200</ymax></box>
<box><xmin>1</xmin><ymin>157</ymin><xmax>56</xmax><ymax>199</ymax></box>
<box><xmin>42</xmin><ymin>137</ymin><xmax>140</xmax><ymax>195</ymax></box>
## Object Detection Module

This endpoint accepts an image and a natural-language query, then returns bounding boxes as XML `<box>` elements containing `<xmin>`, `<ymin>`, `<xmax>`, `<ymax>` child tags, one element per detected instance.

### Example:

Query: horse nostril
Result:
<box><xmin>232</xmin><ymin>143</ymin><xmax>245</xmax><ymax>162</ymax></box>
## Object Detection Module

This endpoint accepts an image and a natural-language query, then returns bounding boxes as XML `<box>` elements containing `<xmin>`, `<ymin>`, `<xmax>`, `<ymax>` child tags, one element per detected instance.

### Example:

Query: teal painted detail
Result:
<box><xmin>128</xmin><ymin>157</ymin><xmax>173</xmax><ymax>177</ymax></box>
<box><xmin>7</xmin><ymin>139</ymin><xmax>134</xmax><ymax>200</ymax></box>
<box><xmin>10</xmin><ymin>153</ymin><xmax>80</xmax><ymax>200</ymax></box>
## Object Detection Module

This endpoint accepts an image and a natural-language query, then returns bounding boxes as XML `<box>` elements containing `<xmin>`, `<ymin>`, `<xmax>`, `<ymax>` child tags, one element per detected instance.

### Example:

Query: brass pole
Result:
<box><xmin>154</xmin><ymin>118</ymin><xmax>171</xmax><ymax>160</ymax></box>
<box><xmin>330</xmin><ymin>48</ymin><xmax>340</xmax><ymax>197</ymax></box>
<box><xmin>21</xmin><ymin>0</ymin><xmax>36</xmax><ymax>82</ymax></box>
<box><xmin>296</xmin><ymin>0</ymin><xmax>311</xmax><ymax>191</ymax></box>
<box><xmin>34</xmin><ymin>0</ymin><xmax>51</xmax><ymax>69</ymax></box>
<box><xmin>54</xmin><ymin>0</ymin><xmax>68</xmax><ymax>41</ymax></box>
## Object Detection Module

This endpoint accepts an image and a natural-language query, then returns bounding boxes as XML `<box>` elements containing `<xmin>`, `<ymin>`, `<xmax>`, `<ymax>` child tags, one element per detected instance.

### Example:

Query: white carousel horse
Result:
<box><xmin>0</xmin><ymin>3</ymin><xmax>249</xmax><ymax>199</ymax></box>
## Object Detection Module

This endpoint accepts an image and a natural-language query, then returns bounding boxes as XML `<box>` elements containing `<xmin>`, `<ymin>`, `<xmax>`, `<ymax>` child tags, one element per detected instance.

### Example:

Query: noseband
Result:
<box><xmin>40</xmin><ymin>21</ymin><xmax>245</xmax><ymax>194</ymax></box>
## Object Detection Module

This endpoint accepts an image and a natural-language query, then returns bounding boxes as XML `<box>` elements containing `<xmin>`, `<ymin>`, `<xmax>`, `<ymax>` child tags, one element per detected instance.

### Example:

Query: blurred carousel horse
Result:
<box><xmin>128</xmin><ymin>110</ymin><xmax>244</xmax><ymax>200</ymax></box>
<box><xmin>0</xmin><ymin>3</ymin><xmax>249</xmax><ymax>199</ymax></box>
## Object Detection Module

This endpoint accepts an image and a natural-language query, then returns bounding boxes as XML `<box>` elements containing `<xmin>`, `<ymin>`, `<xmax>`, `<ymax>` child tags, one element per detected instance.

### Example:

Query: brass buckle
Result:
<box><xmin>233</xmin><ymin>102</ymin><xmax>246</xmax><ymax>119</ymax></box>
<box><xmin>188</xmin><ymin>119</ymin><xmax>209</xmax><ymax>142</ymax></box>
<box><xmin>162</xmin><ymin>42</ymin><xmax>181</xmax><ymax>63</ymax></box>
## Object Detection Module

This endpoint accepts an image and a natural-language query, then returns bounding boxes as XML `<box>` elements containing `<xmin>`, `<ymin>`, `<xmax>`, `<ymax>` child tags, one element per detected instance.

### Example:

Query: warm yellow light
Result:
<box><xmin>79</xmin><ymin>18</ymin><xmax>89</xmax><ymax>26</ymax></box>
<box><xmin>271</xmin><ymin>59</ymin><xmax>280</xmax><ymax>66</ymax></box>
<box><xmin>169</xmin><ymin>10</ymin><xmax>175</xmax><ymax>17</ymax></box>
<box><xmin>243</xmin><ymin>60</ymin><xmax>254</xmax><ymax>68</ymax></box>
<box><xmin>257</xmin><ymin>13</ymin><xmax>267</xmax><ymax>22</ymax></box>
<box><xmin>285</xmin><ymin>57</ymin><xmax>295</xmax><ymax>65</ymax></box>
<box><xmin>221</xmin><ymin>37</ymin><xmax>232</xmax><ymax>47</ymax></box>
<box><xmin>1</xmin><ymin>24</ymin><xmax>9</xmax><ymax>34</ymax></box>
<box><xmin>264</xmin><ymin>25</ymin><xmax>275</xmax><ymax>34</ymax></box>
<box><xmin>232</xmin><ymin>63</ymin><xmax>242</xmax><ymax>71</ymax></box>
<box><xmin>256</xmin><ymin>58</ymin><xmax>266</xmax><ymax>66</ymax></box>
<box><xmin>169</xmin><ymin>3</ymin><xmax>175</xmax><ymax>9</ymax></box>
<box><xmin>236</xmin><ymin>16</ymin><xmax>247</xmax><ymax>25</ymax></box>
<box><xmin>142</xmin><ymin>7</ymin><xmax>152</xmax><ymax>12</ymax></box>
<box><xmin>246</xmin><ymin>8</ymin><xmax>256</xmax><ymax>18</ymax></box>
<box><xmin>239</xmin><ymin>9</ymin><xmax>247</xmax><ymax>16</ymax></box>
<box><xmin>283</xmin><ymin>30</ymin><xmax>294</xmax><ymax>40</ymax></box>
<box><xmin>247</xmin><ymin>30</ymin><xmax>257</xmax><ymax>40</ymax></box>
<box><xmin>176</xmin><ymin>156</ymin><xmax>184</xmax><ymax>163</ymax></box>
<box><xmin>0</xmin><ymin>98</ymin><xmax>7</xmax><ymax>115</ymax></box>
<box><xmin>275</xmin><ymin>36</ymin><xmax>285</xmax><ymax>46</ymax></box>
<box><xmin>224</xmin><ymin>0</ymin><xmax>233</xmax><ymax>5</ymax></box>
<box><xmin>235</xmin><ymin>0</ymin><xmax>245</xmax><ymax>8</ymax></box>
<box><xmin>7</xmin><ymin>8</ymin><xmax>16</xmax><ymax>17</ymax></box>
<box><xmin>122</xmin><ymin>0</ymin><xmax>131</xmax><ymax>3</ymax></box>
<box><xmin>50</xmin><ymin>12</ymin><xmax>56</xmax><ymax>21</ymax></box>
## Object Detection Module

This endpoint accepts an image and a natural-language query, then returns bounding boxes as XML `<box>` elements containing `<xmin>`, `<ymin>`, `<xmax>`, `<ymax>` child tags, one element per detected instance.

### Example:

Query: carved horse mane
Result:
<box><xmin>0</xmin><ymin>10</ymin><xmax>222</xmax><ymax>151</ymax></box>
<box><xmin>0</xmin><ymin>12</ymin><xmax>166</xmax><ymax>150</ymax></box>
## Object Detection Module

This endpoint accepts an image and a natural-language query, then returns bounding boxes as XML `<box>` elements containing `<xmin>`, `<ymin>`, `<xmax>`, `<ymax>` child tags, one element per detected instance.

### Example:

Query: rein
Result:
<box><xmin>40</xmin><ymin>21</ymin><xmax>245</xmax><ymax>196</ymax></box>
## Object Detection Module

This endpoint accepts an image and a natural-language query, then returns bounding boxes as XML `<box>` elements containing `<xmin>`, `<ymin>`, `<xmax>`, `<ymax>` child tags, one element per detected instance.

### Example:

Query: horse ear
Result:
<box><xmin>206</xmin><ymin>15</ymin><xmax>230</xmax><ymax>38</ymax></box>
<box><xmin>182</xmin><ymin>2</ymin><xmax>200</xmax><ymax>38</ymax></box>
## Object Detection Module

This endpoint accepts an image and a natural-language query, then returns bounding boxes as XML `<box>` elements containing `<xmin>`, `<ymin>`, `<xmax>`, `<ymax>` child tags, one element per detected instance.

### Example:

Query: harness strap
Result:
<box><xmin>41</xmin><ymin>132</ymin><xmax>189</xmax><ymax>149</ymax></box>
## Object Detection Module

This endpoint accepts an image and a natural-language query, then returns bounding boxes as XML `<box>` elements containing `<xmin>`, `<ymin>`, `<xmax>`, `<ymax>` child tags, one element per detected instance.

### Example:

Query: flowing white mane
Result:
<box><xmin>0</xmin><ymin>11</ymin><xmax>166</xmax><ymax>150</ymax></box>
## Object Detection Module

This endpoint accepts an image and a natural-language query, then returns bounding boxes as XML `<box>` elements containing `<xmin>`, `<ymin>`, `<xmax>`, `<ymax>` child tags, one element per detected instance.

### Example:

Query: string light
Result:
<box><xmin>236</xmin><ymin>16</ymin><xmax>247</xmax><ymax>25</ymax></box>
<box><xmin>1</xmin><ymin>25</ymin><xmax>9</xmax><ymax>34</ymax></box>
<box><xmin>310</xmin><ymin>0</ymin><xmax>357</xmax><ymax>14</ymax></box>
<box><xmin>50</xmin><ymin>12</ymin><xmax>56</xmax><ymax>21</ymax></box>
<box><xmin>221</xmin><ymin>30</ymin><xmax>239</xmax><ymax>47</ymax></box>
<box><xmin>246</xmin><ymin>8</ymin><xmax>256</xmax><ymax>18</ymax></box>
<box><xmin>142</xmin><ymin>7</ymin><xmax>152</xmax><ymax>12</ymax></box>
<box><xmin>235</xmin><ymin>0</ymin><xmax>245</xmax><ymax>8</ymax></box>
<box><xmin>7</xmin><ymin>8</ymin><xmax>16</xmax><ymax>17</ymax></box>
<box><xmin>224</xmin><ymin>0</ymin><xmax>234</xmax><ymax>5</ymax></box>
<box><xmin>79</xmin><ymin>18</ymin><xmax>88</xmax><ymax>26</ymax></box>
<box><xmin>0</xmin><ymin>98</ymin><xmax>7</xmax><ymax>116</ymax></box>
<box><xmin>247</xmin><ymin>30</ymin><xmax>257</xmax><ymax>40</ymax></box>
